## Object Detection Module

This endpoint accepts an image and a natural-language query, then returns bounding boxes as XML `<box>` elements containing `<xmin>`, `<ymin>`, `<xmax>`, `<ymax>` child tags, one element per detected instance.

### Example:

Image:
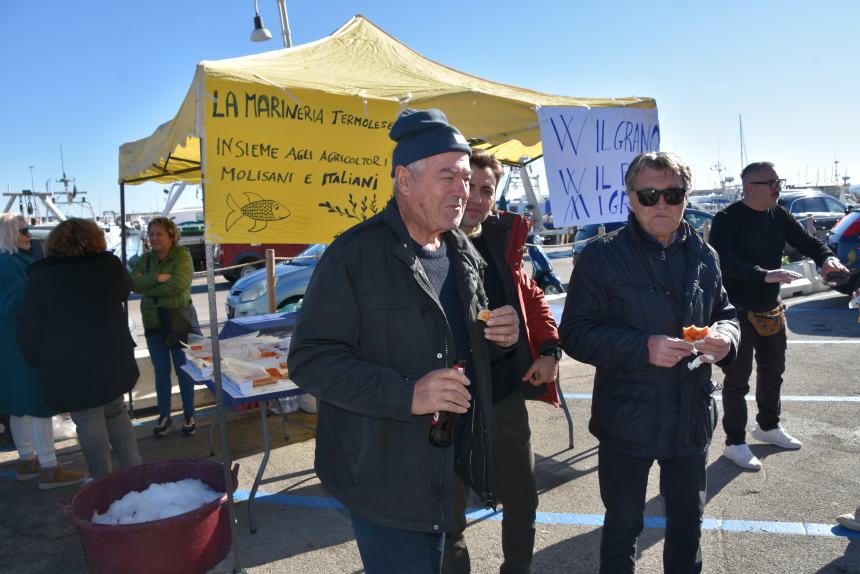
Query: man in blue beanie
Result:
<box><xmin>289</xmin><ymin>108</ymin><xmax>521</xmax><ymax>573</ymax></box>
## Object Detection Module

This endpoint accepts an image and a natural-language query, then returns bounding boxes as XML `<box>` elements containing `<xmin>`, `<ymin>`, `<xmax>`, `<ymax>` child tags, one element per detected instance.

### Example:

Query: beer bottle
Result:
<box><xmin>429</xmin><ymin>359</ymin><xmax>467</xmax><ymax>448</ymax></box>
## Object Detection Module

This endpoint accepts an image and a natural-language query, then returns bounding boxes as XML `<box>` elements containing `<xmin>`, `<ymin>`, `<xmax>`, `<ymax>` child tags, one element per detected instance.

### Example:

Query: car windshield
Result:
<box><xmin>288</xmin><ymin>243</ymin><xmax>326</xmax><ymax>266</ymax></box>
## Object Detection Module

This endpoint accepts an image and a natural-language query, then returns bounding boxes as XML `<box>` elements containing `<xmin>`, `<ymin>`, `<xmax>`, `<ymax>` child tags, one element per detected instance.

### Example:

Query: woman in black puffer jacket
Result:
<box><xmin>18</xmin><ymin>219</ymin><xmax>142</xmax><ymax>478</ymax></box>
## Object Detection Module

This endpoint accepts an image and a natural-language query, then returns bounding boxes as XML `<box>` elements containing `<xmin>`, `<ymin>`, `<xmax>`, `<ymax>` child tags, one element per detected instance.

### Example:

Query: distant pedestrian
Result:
<box><xmin>17</xmin><ymin>218</ymin><xmax>142</xmax><ymax>479</ymax></box>
<box><xmin>0</xmin><ymin>213</ymin><xmax>85</xmax><ymax>489</ymax></box>
<box><xmin>559</xmin><ymin>152</ymin><xmax>740</xmax><ymax>573</ymax></box>
<box><xmin>131</xmin><ymin>217</ymin><xmax>198</xmax><ymax>437</ymax></box>
<box><xmin>709</xmin><ymin>162</ymin><xmax>850</xmax><ymax>471</ymax></box>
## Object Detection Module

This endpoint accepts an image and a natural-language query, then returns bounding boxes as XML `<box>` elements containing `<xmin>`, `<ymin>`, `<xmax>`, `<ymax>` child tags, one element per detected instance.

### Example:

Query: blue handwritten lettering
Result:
<box><xmin>595</xmin><ymin>119</ymin><xmax>612</xmax><ymax>153</ymax></box>
<box><xmin>564</xmin><ymin>194</ymin><xmax>591</xmax><ymax>221</ymax></box>
<box><xmin>557</xmin><ymin>168</ymin><xmax>587</xmax><ymax>196</ymax></box>
<box><xmin>613</xmin><ymin>122</ymin><xmax>661</xmax><ymax>153</ymax></box>
<box><xmin>594</xmin><ymin>165</ymin><xmax>612</xmax><ymax>191</ymax></box>
<box><xmin>549</xmin><ymin>114</ymin><xmax>588</xmax><ymax>155</ymax></box>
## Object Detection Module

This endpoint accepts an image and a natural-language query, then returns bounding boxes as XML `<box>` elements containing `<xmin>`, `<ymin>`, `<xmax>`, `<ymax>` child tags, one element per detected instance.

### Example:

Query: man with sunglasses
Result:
<box><xmin>560</xmin><ymin>151</ymin><xmax>739</xmax><ymax>573</ymax></box>
<box><xmin>709</xmin><ymin>162</ymin><xmax>848</xmax><ymax>471</ymax></box>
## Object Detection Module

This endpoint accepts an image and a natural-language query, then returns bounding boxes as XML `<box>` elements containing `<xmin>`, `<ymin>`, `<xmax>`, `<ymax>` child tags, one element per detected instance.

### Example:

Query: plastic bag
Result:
<box><xmin>52</xmin><ymin>414</ymin><xmax>77</xmax><ymax>441</ymax></box>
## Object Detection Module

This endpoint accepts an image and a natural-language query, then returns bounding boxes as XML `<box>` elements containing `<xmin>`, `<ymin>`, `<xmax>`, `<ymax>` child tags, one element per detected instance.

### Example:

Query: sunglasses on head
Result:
<box><xmin>634</xmin><ymin>187</ymin><xmax>687</xmax><ymax>207</ymax></box>
<box><xmin>19</xmin><ymin>227</ymin><xmax>31</xmax><ymax>235</ymax></box>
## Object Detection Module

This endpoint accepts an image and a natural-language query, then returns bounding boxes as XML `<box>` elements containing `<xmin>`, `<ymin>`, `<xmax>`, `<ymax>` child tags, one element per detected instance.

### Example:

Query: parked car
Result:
<box><xmin>777</xmin><ymin>189</ymin><xmax>848</xmax><ymax>261</ymax></box>
<box><xmin>825</xmin><ymin>209</ymin><xmax>860</xmax><ymax>295</ymax></box>
<box><xmin>220</xmin><ymin>243</ymin><xmax>308</xmax><ymax>283</ymax></box>
<box><xmin>225</xmin><ymin>243</ymin><xmax>326</xmax><ymax>319</ymax></box>
<box><xmin>571</xmin><ymin>208</ymin><xmax>714</xmax><ymax>262</ymax></box>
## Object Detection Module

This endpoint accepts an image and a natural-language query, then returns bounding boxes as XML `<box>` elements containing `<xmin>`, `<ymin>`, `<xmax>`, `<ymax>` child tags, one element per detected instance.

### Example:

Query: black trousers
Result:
<box><xmin>598</xmin><ymin>444</ymin><xmax>706</xmax><ymax>574</ymax></box>
<box><xmin>444</xmin><ymin>391</ymin><xmax>537</xmax><ymax>574</ymax></box>
<box><xmin>720</xmin><ymin>311</ymin><xmax>787</xmax><ymax>445</ymax></box>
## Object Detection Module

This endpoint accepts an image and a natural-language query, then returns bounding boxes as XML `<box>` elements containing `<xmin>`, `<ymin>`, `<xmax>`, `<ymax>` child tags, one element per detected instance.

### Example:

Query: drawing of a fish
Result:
<box><xmin>225</xmin><ymin>193</ymin><xmax>291</xmax><ymax>232</ymax></box>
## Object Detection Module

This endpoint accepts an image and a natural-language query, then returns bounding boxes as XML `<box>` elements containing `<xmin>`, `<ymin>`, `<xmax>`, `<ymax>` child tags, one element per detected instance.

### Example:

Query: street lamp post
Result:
<box><xmin>250</xmin><ymin>0</ymin><xmax>292</xmax><ymax>48</ymax></box>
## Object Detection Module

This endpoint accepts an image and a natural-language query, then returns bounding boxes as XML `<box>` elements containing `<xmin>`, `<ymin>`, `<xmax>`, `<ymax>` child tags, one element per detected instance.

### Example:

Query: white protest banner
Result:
<box><xmin>538</xmin><ymin>106</ymin><xmax>659</xmax><ymax>227</ymax></box>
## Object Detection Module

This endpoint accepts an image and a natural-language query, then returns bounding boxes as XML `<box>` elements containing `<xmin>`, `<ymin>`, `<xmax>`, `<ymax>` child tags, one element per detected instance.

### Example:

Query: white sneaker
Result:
<box><xmin>723</xmin><ymin>443</ymin><xmax>762</xmax><ymax>471</ymax></box>
<box><xmin>751</xmin><ymin>424</ymin><xmax>802</xmax><ymax>450</ymax></box>
<box><xmin>837</xmin><ymin>508</ymin><xmax>860</xmax><ymax>532</ymax></box>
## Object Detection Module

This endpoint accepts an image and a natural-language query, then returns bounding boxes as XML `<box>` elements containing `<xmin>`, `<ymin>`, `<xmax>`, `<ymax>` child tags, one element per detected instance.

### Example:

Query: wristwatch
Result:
<box><xmin>540</xmin><ymin>346</ymin><xmax>563</xmax><ymax>361</ymax></box>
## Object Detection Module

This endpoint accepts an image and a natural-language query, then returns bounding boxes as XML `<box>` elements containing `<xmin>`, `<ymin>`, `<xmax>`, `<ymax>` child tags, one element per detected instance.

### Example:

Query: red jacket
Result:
<box><xmin>479</xmin><ymin>211</ymin><xmax>561</xmax><ymax>407</ymax></box>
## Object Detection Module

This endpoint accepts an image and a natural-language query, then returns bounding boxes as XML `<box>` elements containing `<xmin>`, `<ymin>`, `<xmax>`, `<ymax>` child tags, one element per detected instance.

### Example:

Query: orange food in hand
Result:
<box><xmin>682</xmin><ymin>325</ymin><xmax>709</xmax><ymax>342</ymax></box>
<box><xmin>477</xmin><ymin>309</ymin><xmax>492</xmax><ymax>322</ymax></box>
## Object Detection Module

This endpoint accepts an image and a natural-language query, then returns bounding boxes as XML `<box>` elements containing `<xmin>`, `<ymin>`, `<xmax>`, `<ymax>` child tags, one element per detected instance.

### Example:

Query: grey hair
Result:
<box><xmin>624</xmin><ymin>151</ymin><xmax>692</xmax><ymax>192</ymax></box>
<box><xmin>0</xmin><ymin>213</ymin><xmax>27</xmax><ymax>255</ymax></box>
<box><xmin>393</xmin><ymin>158</ymin><xmax>427</xmax><ymax>195</ymax></box>
<box><xmin>740</xmin><ymin>162</ymin><xmax>775</xmax><ymax>183</ymax></box>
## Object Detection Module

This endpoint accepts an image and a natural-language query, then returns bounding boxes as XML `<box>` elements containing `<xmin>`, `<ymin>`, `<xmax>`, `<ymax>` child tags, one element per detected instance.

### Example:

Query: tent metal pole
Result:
<box><xmin>120</xmin><ymin>182</ymin><xmax>134</xmax><ymax>418</ymax></box>
<box><xmin>206</xmin><ymin>241</ymin><xmax>246</xmax><ymax>573</ymax></box>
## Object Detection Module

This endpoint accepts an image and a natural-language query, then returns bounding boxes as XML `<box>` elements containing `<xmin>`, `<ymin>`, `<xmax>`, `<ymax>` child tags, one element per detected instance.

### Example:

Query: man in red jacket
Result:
<box><xmin>443</xmin><ymin>149</ymin><xmax>562</xmax><ymax>573</ymax></box>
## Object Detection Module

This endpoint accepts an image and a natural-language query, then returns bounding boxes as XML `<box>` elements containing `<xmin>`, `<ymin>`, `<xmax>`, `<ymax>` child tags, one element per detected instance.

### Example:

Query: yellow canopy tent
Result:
<box><xmin>119</xmin><ymin>16</ymin><xmax>655</xmax><ymax>243</ymax></box>
<box><xmin>117</xmin><ymin>17</ymin><xmax>653</xmax><ymax>563</ymax></box>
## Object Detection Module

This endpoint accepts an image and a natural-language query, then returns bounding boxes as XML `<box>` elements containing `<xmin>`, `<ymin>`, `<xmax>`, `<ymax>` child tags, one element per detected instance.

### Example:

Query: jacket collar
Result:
<box><xmin>382</xmin><ymin>196</ymin><xmax>485</xmax><ymax>271</ymax></box>
<box><xmin>626</xmin><ymin>211</ymin><xmax>690</xmax><ymax>254</ymax></box>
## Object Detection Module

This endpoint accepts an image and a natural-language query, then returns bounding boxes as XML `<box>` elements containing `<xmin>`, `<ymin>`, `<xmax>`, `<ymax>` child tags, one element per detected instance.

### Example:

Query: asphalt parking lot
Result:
<box><xmin>2</xmin><ymin>274</ymin><xmax>858</xmax><ymax>573</ymax></box>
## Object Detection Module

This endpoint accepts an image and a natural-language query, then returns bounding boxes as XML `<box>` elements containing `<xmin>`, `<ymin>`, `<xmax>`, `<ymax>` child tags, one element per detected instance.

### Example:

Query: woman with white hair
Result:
<box><xmin>0</xmin><ymin>213</ymin><xmax>85</xmax><ymax>489</ymax></box>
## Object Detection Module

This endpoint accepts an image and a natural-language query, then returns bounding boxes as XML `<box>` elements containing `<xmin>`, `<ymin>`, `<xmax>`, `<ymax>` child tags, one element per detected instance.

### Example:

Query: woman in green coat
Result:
<box><xmin>0</xmin><ymin>213</ymin><xmax>85</xmax><ymax>488</ymax></box>
<box><xmin>131</xmin><ymin>217</ymin><xmax>198</xmax><ymax>438</ymax></box>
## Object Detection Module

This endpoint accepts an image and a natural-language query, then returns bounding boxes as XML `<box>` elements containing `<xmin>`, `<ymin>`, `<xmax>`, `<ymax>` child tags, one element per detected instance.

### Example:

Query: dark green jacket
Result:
<box><xmin>288</xmin><ymin>198</ymin><xmax>498</xmax><ymax>533</ymax></box>
<box><xmin>131</xmin><ymin>245</ymin><xmax>193</xmax><ymax>332</ymax></box>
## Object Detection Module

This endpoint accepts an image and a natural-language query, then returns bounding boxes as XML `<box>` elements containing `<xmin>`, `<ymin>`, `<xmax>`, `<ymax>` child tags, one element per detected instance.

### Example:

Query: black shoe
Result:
<box><xmin>153</xmin><ymin>416</ymin><xmax>172</xmax><ymax>438</ymax></box>
<box><xmin>182</xmin><ymin>416</ymin><xmax>196</xmax><ymax>436</ymax></box>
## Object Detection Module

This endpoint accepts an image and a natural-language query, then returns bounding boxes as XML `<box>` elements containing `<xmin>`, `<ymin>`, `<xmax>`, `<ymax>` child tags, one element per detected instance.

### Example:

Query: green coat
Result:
<box><xmin>0</xmin><ymin>251</ymin><xmax>54</xmax><ymax>417</ymax></box>
<box><xmin>130</xmin><ymin>245</ymin><xmax>194</xmax><ymax>332</ymax></box>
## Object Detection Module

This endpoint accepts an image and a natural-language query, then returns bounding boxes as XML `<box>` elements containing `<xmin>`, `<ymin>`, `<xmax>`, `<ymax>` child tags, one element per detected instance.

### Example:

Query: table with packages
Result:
<box><xmin>182</xmin><ymin>311</ymin><xmax>309</xmax><ymax>534</ymax></box>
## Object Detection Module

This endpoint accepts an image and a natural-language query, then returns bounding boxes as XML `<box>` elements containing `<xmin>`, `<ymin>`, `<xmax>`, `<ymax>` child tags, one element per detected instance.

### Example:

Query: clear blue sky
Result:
<box><xmin>1</xmin><ymin>0</ymin><xmax>857</xmax><ymax>216</ymax></box>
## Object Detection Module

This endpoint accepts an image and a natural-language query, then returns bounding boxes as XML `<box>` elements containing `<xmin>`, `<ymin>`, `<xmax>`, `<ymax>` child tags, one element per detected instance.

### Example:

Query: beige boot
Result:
<box><xmin>38</xmin><ymin>465</ymin><xmax>86</xmax><ymax>490</ymax></box>
<box><xmin>16</xmin><ymin>457</ymin><xmax>41</xmax><ymax>481</ymax></box>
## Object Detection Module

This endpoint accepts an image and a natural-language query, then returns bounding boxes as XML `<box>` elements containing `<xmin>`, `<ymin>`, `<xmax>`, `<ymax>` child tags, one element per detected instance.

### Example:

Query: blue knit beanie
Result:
<box><xmin>389</xmin><ymin>108</ymin><xmax>471</xmax><ymax>176</ymax></box>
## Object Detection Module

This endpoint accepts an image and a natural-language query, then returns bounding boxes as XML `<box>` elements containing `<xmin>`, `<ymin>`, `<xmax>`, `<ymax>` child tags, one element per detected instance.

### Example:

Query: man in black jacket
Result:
<box><xmin>288</xmin><ymin>109</ymin><xmax>520</xmax><ymax>574</ymax></box>
<box><xmin>709</xmin><ymin>162</ymin><xmax>849</xmax><ymax>471</ymax></box>
<box><xmin>560</xmin><ymin>151</ymin><xmax>739</xmax><ymax>574</ymax></box>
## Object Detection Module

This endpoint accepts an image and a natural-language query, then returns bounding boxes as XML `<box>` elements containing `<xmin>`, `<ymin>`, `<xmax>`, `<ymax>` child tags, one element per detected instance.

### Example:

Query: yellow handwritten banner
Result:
<box><xmin>202</xmin><ymin>77</ymin><xmax>399</xmax><ymax>243</ymax></box>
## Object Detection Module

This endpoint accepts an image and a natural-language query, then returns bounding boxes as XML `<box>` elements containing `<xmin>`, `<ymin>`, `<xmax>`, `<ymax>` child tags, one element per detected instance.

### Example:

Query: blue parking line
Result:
<box><xmin>563</xmin><ymin>394</ymin><xmax>860</xmax><ymax>403</ymax></box>
<box><xmin>240</xmin><ymin>490</ymin><xmax>858</xmax><ymax>540</ymax></box>
<box><xmin>1</xmin><ymin>470</ymin><xmax>856</xmax><ymax>539</ymax></box>
<box><xmin>787</xmin><ymin>340</ymin><xmax>860</xmax><ymax>344</ymax></box>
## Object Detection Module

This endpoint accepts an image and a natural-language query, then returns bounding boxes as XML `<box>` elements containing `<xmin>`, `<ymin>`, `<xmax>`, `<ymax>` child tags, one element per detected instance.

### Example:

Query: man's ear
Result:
<box><xmin>394</xmin><ymin>165</ymin><xmax>412</xmax><ymax>195</ymax></box>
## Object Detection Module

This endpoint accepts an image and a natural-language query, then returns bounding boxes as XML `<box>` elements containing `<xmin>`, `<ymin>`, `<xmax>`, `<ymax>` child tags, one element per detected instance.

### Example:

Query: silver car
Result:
<box><xmin>225</xmin><ymin>243</ymin><xmax>326</xmax><ymax>318</ymax></box>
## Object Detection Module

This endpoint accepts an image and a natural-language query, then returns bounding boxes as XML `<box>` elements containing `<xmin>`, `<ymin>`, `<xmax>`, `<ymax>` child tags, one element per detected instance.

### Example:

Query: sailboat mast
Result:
<box><xmin>739</xmin><ymin>114</ymin><xmax>748</xmax><ymax>170</ymax></box>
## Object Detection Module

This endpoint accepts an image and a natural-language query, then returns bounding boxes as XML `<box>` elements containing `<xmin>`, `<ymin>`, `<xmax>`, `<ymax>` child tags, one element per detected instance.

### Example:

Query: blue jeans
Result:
<box><xmin>145</xmin><ymin>334</ymin><xmax>195</xmax><ymax>420</ymax></box>
<box><xmin>350</xmin><ymin>511</ymin><xmax>444</xmax><ymax>574</ymax></box>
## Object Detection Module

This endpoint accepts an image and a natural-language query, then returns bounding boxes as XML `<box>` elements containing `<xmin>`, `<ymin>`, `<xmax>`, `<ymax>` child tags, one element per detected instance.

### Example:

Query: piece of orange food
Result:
<box><xmin>477</xmin><ymin>309</ymin><xmax>492</xmax><ymax>322</ymax></box>
<box><xmin>682</xmin><ymin>325</ymin><xmax>709</xmax><ymax>343</ymax></box>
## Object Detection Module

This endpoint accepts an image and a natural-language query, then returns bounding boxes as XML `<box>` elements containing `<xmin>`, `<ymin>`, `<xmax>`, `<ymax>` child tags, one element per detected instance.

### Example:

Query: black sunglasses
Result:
<box><xmin>750</xmin><ymin>178</ymin><xmax>786</xmax><ymax>191</ymax></box>
<box><xmin>19</xmin><ymin>227</ymin><xmax>31</xmax><ymax>235</ymax></box>
<box><xmin>634</xmin><ymin>187</ymin><xmax>687</xmax><ymax>207</ymax></box>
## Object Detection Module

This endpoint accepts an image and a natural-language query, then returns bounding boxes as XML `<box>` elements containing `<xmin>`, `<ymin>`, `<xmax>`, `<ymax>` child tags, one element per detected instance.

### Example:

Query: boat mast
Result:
<box><xmin>739</xmin><ymin>115</ymin><xmax>748</xmax><ymax>171</ymax></box>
